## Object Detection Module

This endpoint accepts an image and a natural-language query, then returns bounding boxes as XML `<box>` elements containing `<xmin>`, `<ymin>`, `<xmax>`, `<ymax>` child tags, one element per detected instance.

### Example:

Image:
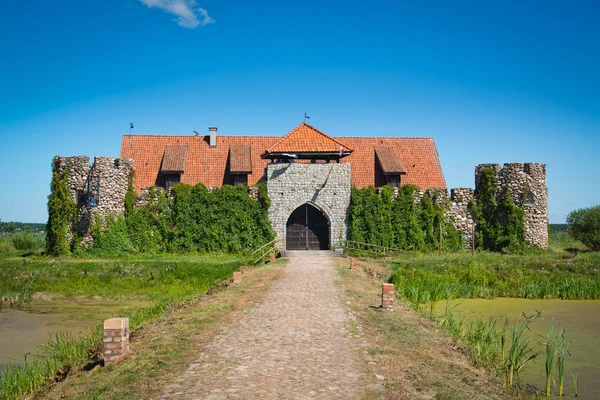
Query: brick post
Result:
<box><xmin>381</xmin><ymin>284</ymin><xmax>394</xmax><ymax>311</ymax></box>
<box><xmin>350</xmin><ymin>258</ymin><xmax>358</xmax><ymax>270</ymax></box>
<box><xmin>269</xmin><ymin>252</ymin><xmax>276</xmax><ymax>263</ymax></box>
<box><xmin>103</xmin><ymin>318</ymin><xmax>129</xmax><ymax>366</ymax></box>
<box><xmin>233</xmin><ymin>271</ymin><xmax>242</xmax><ymax>283</ymax></box>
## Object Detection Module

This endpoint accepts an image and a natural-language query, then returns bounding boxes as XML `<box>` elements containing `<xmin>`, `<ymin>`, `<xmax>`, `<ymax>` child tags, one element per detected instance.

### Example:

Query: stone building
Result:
<box><xmin>56</xmin><ymin>122</ymin><xmax>548</xmax><ymax>249</ymax></box>
<box><xmin>54</xmin><ymin>156</ymin><xmax>133</xmax><ymax>239</ymax></box>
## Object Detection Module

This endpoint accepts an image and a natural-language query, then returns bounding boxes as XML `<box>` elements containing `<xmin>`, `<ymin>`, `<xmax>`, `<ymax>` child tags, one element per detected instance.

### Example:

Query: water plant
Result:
<box><xmin>505</xmin><ymin>311</ymin><xmax>540</xmax><ymax>387</ymax></box>
<box><xmin>570</xmin><ymin>370</ymin><xmax>579</xmax><ymax>397</ymax></box>
<box><xmin>542</xmin><ymin>324</ymin><xmax>558</xmax><ymax>396</ymax></box>
<box><xmin>555</xmin><ymin>329</ymin><xmax>570</xmax><ymax>397</ymax></box>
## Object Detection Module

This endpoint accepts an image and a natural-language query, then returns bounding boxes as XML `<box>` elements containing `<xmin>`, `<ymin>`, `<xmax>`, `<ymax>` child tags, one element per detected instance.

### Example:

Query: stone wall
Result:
<box><xmin>54</xmin><ymin>156</ymin><xmax>90</xmax><ymax>202</ymax></box>
<box><xmin>266</xmin><ymin>163</ymin><xmax>351</xmax><ymax>250</ymax></box>
<box><xmin>55</xmin><ymin>156</ymin><xmax>133</xmax><ymax>239</ymax></box>
<box><xmin>473</xmin><ymin>163</ymin><xmax>548</xmax><ymax>247</ymax></box>
<box><xmin>446</xmin><ymin>188</ymin><xmax>475</xmax><ymax>248</ymax></box>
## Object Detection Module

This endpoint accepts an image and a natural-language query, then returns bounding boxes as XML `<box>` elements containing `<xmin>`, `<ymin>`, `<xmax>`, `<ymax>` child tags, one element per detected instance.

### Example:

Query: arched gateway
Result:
<box><xmin>286</xmin><ymin>203</ymin><xmax>330</xmax><ymax>250</ymax></box>
<box><xmin>263</xmin><ymin>123</ymin><xmax>354</xmax><ymax>251</ymax></box>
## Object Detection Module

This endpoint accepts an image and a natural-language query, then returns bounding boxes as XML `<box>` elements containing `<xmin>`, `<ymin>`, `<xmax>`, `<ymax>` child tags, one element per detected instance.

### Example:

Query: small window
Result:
<box><xmin>165</xmin><ymin>173</ymin><xmax>181</xmax><ymax>191</ymax></box>
<box><xmin>525</xmin><ymin>191</ymin><xmax>535</xmax><ymax>207</ymax></box>
<box><xmin>76</xmin><ymin>189</ymin><xmax>87</xmax><ymax>206</ymax></box>
<box><xmin>86</xmin><ymin>176</ymin><xmax>100</xmax><ymax>207</ymax></box>
<box><xmin>386</xmin><ymin>174</ymin><xmax>401</xmax><ymax>188</ymax></box>
<box><xmin>233</xmin><ymin>174</ymin><xmax>248</xmax><ymax>186</ymax></box>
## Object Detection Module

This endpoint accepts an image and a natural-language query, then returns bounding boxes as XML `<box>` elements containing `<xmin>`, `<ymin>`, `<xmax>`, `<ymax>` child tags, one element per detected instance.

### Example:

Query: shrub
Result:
<box><xmin>0</xmin><ymin>238</ymin><xmax>16</xmax><ymax>254</ymax></box>
<box><xmin>348</xmin><ymin>185</ymin><xmax>463</xmax><ymax>252</ymax></box>
<box><xmin>11</xmin><ymin>232</ymin><xmax>40</xmax><ymax>251</ymax></box>
<box><xmin>567</xmin><ymin>205</ymin><xmax>600</xmax><ymax>251</ymax></box>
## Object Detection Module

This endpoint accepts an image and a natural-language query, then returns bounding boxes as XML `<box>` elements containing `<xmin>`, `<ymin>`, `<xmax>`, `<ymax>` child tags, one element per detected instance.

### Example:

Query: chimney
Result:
<box><xmin>209</xmin><ymin>126</ymin><xmax>218</xmax><ymax>147</ymax></box>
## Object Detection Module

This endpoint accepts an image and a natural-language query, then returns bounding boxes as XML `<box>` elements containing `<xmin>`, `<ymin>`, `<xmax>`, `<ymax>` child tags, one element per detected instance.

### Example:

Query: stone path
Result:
<box><xmin>161</xmin><ymin>256</ymin><xmax>372</xmax><ymax>399</ymax></box>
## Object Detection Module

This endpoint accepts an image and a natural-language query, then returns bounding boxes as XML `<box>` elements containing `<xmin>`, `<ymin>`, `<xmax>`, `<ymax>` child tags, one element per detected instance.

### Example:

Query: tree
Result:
<box><xmin>567</xmin><ymin>205</ymin><xmax>600</xmax><ymax>251</ymax></box>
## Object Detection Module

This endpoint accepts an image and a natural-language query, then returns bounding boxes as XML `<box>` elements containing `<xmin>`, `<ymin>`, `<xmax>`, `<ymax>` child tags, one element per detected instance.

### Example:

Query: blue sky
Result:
<box><xmin>0</xmin><ymin>0</ymin><xmax>598</xmax><ymax>223</ymax></box>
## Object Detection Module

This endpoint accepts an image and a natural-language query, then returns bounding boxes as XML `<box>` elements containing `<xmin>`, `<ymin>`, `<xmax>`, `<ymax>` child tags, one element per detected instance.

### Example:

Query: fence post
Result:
<box><xmin>104</xmin><ymin>318</ymin><xmax>129</xmax><ymax>366</ymax></box>
<box><xmin>233</xmin><ymin>271</ymin><xmax>242</xmax><ymax>283</ymax></box>
<box><xmin>381</xmin><ymin>283</ymin><xmax>394</xmax><ymax>310</ymax></box>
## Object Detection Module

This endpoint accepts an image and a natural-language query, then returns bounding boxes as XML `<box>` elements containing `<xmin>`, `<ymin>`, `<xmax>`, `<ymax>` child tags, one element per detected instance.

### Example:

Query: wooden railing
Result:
<box><xmin>344</xmin><ymin>240</ymin><xmax>404</xmax><ymax>258</ymax></box>
<box><xmin>251</xmin><ymin>239</ymin><xmax>276</xmax><ymax>264</ymax></box>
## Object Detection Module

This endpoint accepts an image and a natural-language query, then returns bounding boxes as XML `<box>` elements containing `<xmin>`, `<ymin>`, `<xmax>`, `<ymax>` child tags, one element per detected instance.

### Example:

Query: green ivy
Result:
<box><xmin>86</xmin><ymin>183</ymin><xmax>273</xmax><ymax>256</ymax></box>
<box><xmin>45</xmin><ymin>158</ymin><xmax>77</xmax><ymax>256</ymax></box>
<box><xmin>470</xmin><ymin>166</ymin><xmax>526</xmax><ymax>252</ymax></box>
<box><xmin>348</xmin><ymin>185</ymin><xmax>463</xmax><ymax>252</ymax></box>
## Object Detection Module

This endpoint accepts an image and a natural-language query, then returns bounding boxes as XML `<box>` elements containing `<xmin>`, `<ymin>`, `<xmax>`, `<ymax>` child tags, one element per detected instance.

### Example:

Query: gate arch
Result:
<box><xmin>286</xmin><ymin>203</ymin><xmax>330</xmax><ymax>250</ymax></box>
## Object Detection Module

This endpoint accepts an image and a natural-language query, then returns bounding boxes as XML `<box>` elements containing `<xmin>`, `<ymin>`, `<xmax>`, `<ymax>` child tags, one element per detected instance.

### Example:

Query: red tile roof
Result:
<box><xmin>160</xmin><ymin>145</ymin><xmax>188</xmax><ymax>173</ymax></box>
<box><xmin>263</xmin><ymin>122</ymin><xmax>353</xmax><ymax>155</ymax></box>
<box><xmin>120</xmin><ymin>125</ymin><xmax>446</xmax><ymax>193</ymax></box>
<box><xmin>374</xmin><ymin>147</ymin><xmax>406</xmax><ymax>174</ymax></box>
<box><xmin>229</xmin><ymin>145</ymin><xmax>252</xmax><ymax>174</ymax></box>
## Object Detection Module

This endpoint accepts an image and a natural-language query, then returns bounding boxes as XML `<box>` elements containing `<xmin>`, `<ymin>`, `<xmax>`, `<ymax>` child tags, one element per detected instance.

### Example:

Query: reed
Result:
<box><xmin>542</xmin><ymin>324</ymin><xmax>558</xmax><ymax>396</ymax></box>
<box><xmin>570</xmin><ymin>370</ymin><xmax>579</xmax><ymax>397</ymax></box>
<box><xmin>555</xmin><ymin>328</ymin><xmax>570</xmax><ymax>397</ymax></box>
<box><xmin>500</xmin><ymin>317</ymin><xmax>509</xmax><ymax>363</ymax></box>
<box><xmin>505</xmin><ymin>311</ymin><xmax>540</xmax><ymax>387</ymax></box>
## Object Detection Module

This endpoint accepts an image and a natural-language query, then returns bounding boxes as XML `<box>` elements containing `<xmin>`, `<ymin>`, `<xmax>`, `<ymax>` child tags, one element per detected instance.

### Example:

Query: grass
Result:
<box><xmin>0</xmin><ymin>255</ymin><xmax>245</xmax><ymax>303</ymax></box>
<box><xmin>37</xmin><ymin>259</ymin><xmax>286</xmax><ymax>400</ymax></box>
<box><xmin>389</xmin><ymin>249</ymin><xmax>600</xmax><ymax>304</ymax></box>
<box><xmin>0</xmin><ymin>254</ymin><xmax>248</xmax><ymax>400</ymax></box>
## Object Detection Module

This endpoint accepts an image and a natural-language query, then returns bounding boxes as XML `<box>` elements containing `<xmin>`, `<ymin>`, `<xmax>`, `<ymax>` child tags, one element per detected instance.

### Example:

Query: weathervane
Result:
<box><xmin>129</xmin><ymin>122</ymin><xmax>134</xmax><ymax>134</ymax></box>
<box><xmin>304</xmin><ymin>112</ymin><xmax>310</xmax><ymax>122</ymax></box>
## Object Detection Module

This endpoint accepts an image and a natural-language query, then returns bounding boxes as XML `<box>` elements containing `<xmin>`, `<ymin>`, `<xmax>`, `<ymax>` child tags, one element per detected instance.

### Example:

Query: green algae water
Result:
<box><xmin>436</xmin><ymin>298</ymin><xmax>600</xmax><ymax>399</ymax></box>
<box><xmin>0</xmin><ymin>300</ymin><xmax>151</xmax><ymax>372</ymax></box>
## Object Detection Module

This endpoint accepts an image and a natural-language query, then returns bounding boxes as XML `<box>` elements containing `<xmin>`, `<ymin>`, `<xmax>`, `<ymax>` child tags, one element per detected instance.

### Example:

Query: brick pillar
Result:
<box><xmin>381</xmin><ymin>284</ymin><xmax>394</xmax><ymax>311</ymax></box>
<box><xmin>104</xmin><ymin>318</ymin><xmax>129</xmax><ymax>366</ymax></box>
<box><xmin>350</xmin><ymin>258</ymin><xmax>357</xmax><ymax>270</ymax></box>
<box><xmin>269</xmin><ymin>252</ymin><xmax>276</xmax><ymax>263</ymax></box>
<box><xmin>233</xmin><ymin>271</ymin><xmax>242</xmax><ymax>283</ymax></box>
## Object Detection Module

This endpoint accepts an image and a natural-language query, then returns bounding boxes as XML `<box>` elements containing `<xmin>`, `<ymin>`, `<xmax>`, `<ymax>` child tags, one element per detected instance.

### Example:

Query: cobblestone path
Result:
<box><xmin>161</xmin><ymin>256</ymin><xmax>372</xmax><ymax>399</ymax></box>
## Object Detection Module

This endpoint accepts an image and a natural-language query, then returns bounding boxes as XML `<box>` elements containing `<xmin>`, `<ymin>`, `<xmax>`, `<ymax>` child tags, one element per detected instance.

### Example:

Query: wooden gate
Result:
<box><xmin>286</xmin><ymin>204</ymin><xmax>329</xmax><ymax>250</ymax></box>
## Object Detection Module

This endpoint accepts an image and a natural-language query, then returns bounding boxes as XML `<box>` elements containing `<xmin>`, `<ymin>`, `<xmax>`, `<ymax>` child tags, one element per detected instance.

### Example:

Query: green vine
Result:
<box><xmin>45</xmin><ymin>157</ymin><xmax>77</xmax><ymax>256</ymax></box>
<box><xmin>88</xmin><ymin>183</ymin><xmax>273</xmax><ymax>256</ymax></box>
<box><xmin>348</xmin><ymin>185</ymin><xmax>463</xmax><ymax>252</ymax></box>
<box><xmin>470</xmin><ymin>166</ymin><xmax>526</xmax><ymax>252</ymax></box>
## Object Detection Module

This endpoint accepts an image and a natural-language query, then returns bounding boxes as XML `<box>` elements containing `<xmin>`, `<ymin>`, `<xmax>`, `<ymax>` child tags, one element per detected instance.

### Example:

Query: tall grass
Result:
<box><xmin>505</xmin><ymin>312</ymin><xmax>539</xmax><ymax>387</ymax></box>
<box><xmin>0</xmin><ymin>256</ymin><xmax>244</xmax><ymax>400</ymax></box>
<box><xmin>542</xmin><ymin>324</ymin><xmax>558</xmax><ymax>396</ymax></box>
<box><xmin>434</xmin><ymin>302</ymin><xmax>541</xmax><ymax>389</ymax></box>
<box><xmin>391</xmin><ymin>252</ymin><xmax>600</xmax><ymax>303</ymax></box>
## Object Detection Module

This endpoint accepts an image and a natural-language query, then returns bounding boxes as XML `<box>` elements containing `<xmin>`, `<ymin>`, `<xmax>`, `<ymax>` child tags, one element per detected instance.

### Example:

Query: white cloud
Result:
<box><xmin>139</xmin><ymin>0</ymin><xmax>215</xmax><ymax>29</ymax></box>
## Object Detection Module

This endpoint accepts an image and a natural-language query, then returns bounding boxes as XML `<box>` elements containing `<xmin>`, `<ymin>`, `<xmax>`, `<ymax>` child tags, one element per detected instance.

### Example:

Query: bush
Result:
<box><xmin>0</xmin><ymin>238</ymin><xmax>16</xmax><ymax>254</ymax></box>
<box><xmin>11</xmin><ymin>232</ymin><xmax>40</xmax><ymax>251</ymax></box>
<box><xmin>567</xmin><ymin>205</ymin><xmax>600</xmax><ymax>251</ymax></box>
<box><xmin>348</xmin><ymin>185</ymin><xmax>463</xmax><ymax>252</ymax></box>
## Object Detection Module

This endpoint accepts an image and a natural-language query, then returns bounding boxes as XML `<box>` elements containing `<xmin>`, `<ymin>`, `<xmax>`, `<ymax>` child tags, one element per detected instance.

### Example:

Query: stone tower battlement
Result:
<box><xmin>54</xmin><ymin>156</ymin><xmax>134</xmax><ymax>238</ymax></box>
<box><xmin>474</xmin><ymin>162</ymin><xmax>547</xmax><ymax>247</ymax></box>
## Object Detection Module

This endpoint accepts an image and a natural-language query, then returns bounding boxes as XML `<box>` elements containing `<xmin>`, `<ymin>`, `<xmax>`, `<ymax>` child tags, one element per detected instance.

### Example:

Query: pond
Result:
<box><xmin>436</xmin><ymin>298</ymin><xmax>600</xmax><ymax>399</ymax></box>
<box><xmin>0</xmin><ymin>300</ymin><xmax>150</xmax><ymax>372</ymax></box>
